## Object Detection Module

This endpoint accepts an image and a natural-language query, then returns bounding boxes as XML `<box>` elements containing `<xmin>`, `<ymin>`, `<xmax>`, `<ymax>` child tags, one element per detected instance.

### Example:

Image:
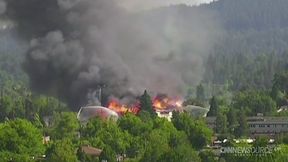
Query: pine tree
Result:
<box><xmin>235</xmin><ymin>111</ymin><xmax>248</xmax><ymax>137</ymax></box>
<box><xmin>207</xmin><ymin>96</ymin><xmax>218</xmax><ymax>116</ymax></box>
<box><xmin>139</xmin><ymin>90</ymin><xmax>155</xmax><ymax>116</ymax></box>
<box><xmin>227</xmin><ymin>108</ymin><xmax>238</xmax><ymax>133</ymax></box>
<box><xmin>196</xmin><ymin>84</ymin><xmax>205</xmax><ymax>102</ymax></box>
<box><xmin>216</xmin><ymin>112</ymin><xmax>228</xmax><ymax>134</ymax></box>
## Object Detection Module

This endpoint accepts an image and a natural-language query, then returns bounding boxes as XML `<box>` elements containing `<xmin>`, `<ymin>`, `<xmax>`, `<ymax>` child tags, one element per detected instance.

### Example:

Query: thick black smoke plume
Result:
<box><xmin>2</xmin><ymin>0</ymin><xmax>221</xmax><ymax>109</ymax></box>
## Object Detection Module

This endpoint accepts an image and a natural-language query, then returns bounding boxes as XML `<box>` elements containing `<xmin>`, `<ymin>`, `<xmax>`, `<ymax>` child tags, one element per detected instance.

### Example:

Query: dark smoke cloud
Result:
<box><xmin>3</xmin><ymin>0</ymin><xmax>222</xmax><ymax>109</ymax></box>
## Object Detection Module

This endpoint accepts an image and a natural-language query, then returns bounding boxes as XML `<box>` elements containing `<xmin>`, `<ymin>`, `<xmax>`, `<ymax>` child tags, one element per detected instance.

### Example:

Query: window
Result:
<box><xmin>249</xmin><ymin>124</ymin><xmax>256</xmax><ymax>128</ymax></box>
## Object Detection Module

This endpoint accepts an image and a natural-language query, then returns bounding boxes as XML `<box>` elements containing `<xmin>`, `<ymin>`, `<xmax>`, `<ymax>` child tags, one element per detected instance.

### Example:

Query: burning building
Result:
<box><xmin>152</xmin><ymin>94</ymin><xmax>183</xmax><ymax>121</ymax></box>
<box><xmin>107</xmin><ymin>99</ymin><xmax>140</xmax><ymax>115</ymax></box>
<box><xmin>153</xmin><ymin>95</ymin><xmax>183</xmax><ymax>111</ymax></box>
<box><xmin>77</xmin><ymin>94</ymin><xmax>184</xmax><ymax>123</ymax></box>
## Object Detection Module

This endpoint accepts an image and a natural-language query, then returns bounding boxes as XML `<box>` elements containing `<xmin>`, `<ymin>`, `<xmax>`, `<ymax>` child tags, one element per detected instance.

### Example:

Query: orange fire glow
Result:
<box><xmin>153</xmin><ymin>96</ymin><xmax>183</xmax><ymax>110</ymax></box>
<box><xmin>107</xmin><ymin>100</ymin><xmax>140</xmax><ymax>115</ymax></box>
<box><xmin>107</xmin><ymin>95</ymin><xmax>183</xmax><ymax>116</ymax></box>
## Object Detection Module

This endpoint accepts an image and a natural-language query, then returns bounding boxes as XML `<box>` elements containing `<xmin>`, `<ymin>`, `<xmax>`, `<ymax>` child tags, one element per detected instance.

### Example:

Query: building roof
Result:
<box><xmin>77</xmin><ymin>106</ymin><xmax>119</xmax><ymax>123</ymax></box>
<box><xmin>206</xmin><ymin>116</ymin><xmax>288</xmax><ymax>123</ymax></box>
<box><xmin>81</xmin><ymin>146</ymin><xmax>102</xmax><ymax>156</ymax></box>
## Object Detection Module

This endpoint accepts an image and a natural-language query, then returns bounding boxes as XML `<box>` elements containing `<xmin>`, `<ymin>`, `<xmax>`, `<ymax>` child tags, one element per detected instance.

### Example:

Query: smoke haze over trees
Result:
<box><xmin>0</xmin><ymin>0</ymin><xmax>222</xmax><ymax>109</ymax></box>
<box><xmin>1</xmin><ymin>0</ymin><xmax>288</xmax><ymax>108</ymax></box>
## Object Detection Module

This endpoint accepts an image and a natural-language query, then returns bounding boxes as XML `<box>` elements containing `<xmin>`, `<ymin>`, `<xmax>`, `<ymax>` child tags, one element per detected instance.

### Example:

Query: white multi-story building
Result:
<box><xmin>206</xmin><ymin>116</ymin><xmax>288</xmax><ymax>137</ymax></box>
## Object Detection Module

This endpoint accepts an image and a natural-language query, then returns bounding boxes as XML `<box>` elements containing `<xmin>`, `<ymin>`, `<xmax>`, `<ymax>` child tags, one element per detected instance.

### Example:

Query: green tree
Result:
<box><xmin>227</xmin><ymin>108</ymin><xmax>238</xmax><ymax>134</ymax></box>
<box><xmin>0</xmin><ymin>152</ymin><xmax>31</xmax><ymax>162</ymax></box>
<box><xmin>118</xmin><ymin>113</ymin><xmax>152</xmax><ymax>137</ymax></box>
<box><xmin>33</xmin><ymin>113</ymin><xmax>44</xmax><ymax>129</ymax></box>
<box><xmin>161</xmin><ymin>131</ymin><xmax>201</xmax><ymax>162</ymax></box>
<box><xmin>273</xmin><ymin>144</ymin><xmax>288</xmax><ymax>162</ymax></box>
<box><xmin>216</xmin><ymin>112</ymin><xmax>228</xmax><ymax>134</ymax></box>
<box><xmin>199</xmin><ymin>150</ymin><xmax>217</xmax><ymax>162</ymax></box>
<box><xmin>253</xmin><ymin>136</ymin><xmax>269</xmax><ymax>147</ymax></box>
<box><xmin>83</xmin><ymin>118</ymin><xmax>131</xmax><ymax>156</ymax></box>
<box><xmin>183</xmin><ymin>98</ymin><xmax>205</xmax><ymax>107</ymax></box>
<box><xmin>99</xmin><ymin>146</ymin><xmax>116</xmax><ymax>162</ymax></box>
<box><xmin>271</xmin><ymin>71</ymin><xmax>288</xmax><ymax>106</ymax></box>
<box><xmin>196</xmin><ymin>84</ymin><xmax>205</xmax><ymax>102</ymax></box>
<box><xmin>138</xmin><ymin>110</ymin><xmax>153</xmax><ymax>122</ymax></box>
<box><xmin>232</xmin><ymin>90</ymin><xmax>276</xmax><ymax>116</ymax></box>
<box><xmin>50</xmin><ymin>112</ymin><xmax>80</xmax><ymax>140</ymax></box>
<box><xmin>0</xmin><ymin>119</ymin><xmax>45</xmax><ymax>161</ymax></box>
<box><xmin>33</xmin><ymin>96</ymin><xmax>68</xmax><ymax>117</ymax></box>
<box><xmin>207</xmin><ymin>96</ymin><xmax>219</xmax><ymax>116</ymax></box>
<box><xmin>0</xmin><ymin>95</ymin><xmax>14</xmax><ymax>121</ymax></box>
<box><xmin>234</xmin><ymin>111</ymin><xmax>248</xmax><ymax>137</ymax></box>
<box><xmin>46</xmin><ymin>139</ymin><xmax>78</xmax><ymax>162</ymax></box>
<box><xmin>272</xmin><ymin>71</ymin><xmax>288</xmax><ymax>93</ymax></box>
<box><xmin>139</xmin><ymin>90</ymin><xmax>155</xmax><ymax>116</ymax></box>
<box><xmin>172</xmin><ymin>112</ymin><xmax>212</xmax><ymax>149</ymax></box>
<box><xmin>160</xmin><ymin>144</ymin><xmax>201</xmax><ymax>162</ymax></box>
<box><xmin>140</xmin><ymin>129</ymin><xmax>170</xmax><ymax>162</ymax></box>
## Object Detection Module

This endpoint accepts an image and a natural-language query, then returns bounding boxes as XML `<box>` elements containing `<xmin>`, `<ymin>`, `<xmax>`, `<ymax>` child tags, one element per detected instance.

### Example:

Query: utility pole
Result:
<box><xmin>97</xmin><ymin>84</ymin><xmax>106</xmax><ymax>106</ymax></box>
<box><xmin>98</xmin><ymin>87</ymin><xmax>102</xmax><ymax>106</ymax></box>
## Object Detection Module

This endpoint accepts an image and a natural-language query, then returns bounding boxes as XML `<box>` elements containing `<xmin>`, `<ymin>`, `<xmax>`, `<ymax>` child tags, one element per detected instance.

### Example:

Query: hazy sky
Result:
<box><xmin>119</xmin><ymin>0</ymin><xmax>216</xmax><ymax>10</ymax></box>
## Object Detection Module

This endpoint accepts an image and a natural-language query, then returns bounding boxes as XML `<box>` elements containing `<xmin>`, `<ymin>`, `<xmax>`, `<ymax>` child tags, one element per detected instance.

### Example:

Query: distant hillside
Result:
<box><xmin>204</xmin><ymin>0</ymin><xmax>288</xmax><ymax>31</ymax></box>
<box><xmin>200</xmin><ymin>0</ymin><xmax>288</xmax><ymax>54</ymax></box>
<box><xmin>200</xmin><ymin>0</ymin><xmax>288</xmax><ymax>90</ymax></box>
<box><xmin>141</xmin><ymin>0</ymin><xmax>288</xmax><ymax>91</ymax></box>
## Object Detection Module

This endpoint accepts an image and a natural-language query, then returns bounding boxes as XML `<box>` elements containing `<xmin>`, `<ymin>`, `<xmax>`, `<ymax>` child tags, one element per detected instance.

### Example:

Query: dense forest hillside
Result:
<box><xmin>201</xmin><ymin>0</ymin><xmax>288</xmax><ymax>90</ymax></box>
<box><xmin>139</xmin><ymin>0</ymin><xmax>288</xmax><ymax>91</ymax></box>
<box><xmin>206</xmin><ymin>0</ymin><xmax>288</xmax><ymax>54</ymax></box>
<box><xmin>205</xmin><ymin>0</ymin><xmax>288</xmax><ymax>31</ymax></box>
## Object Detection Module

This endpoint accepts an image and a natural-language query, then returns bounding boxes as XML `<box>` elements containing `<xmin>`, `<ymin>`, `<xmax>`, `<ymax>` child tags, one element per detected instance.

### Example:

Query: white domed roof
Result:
<box><xmin>77</xmin><ymin>106</ymin><xmax>119</xmax><ymax>123</ymax></box>
<box><xmin>183</xmin><ymin>105</ymin><xmax>210</xmax><ymax>117</ymax></box>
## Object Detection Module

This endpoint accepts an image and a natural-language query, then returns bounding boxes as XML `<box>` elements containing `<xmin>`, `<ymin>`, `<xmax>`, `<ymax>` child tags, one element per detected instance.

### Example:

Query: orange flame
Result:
<box><xmin>153</xmin><ymin>96</ymin><xmax>183</xmax><ymax>110</ymax></box>
<box><xmin>107</xmin><ymin>95</ymin><xmax>183</xmax><ymax>116</ymax></box>
<box><xmin>107</xmin><ymin>100</ymin><xmax>140</xmax><ymax>115</ymax></box>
